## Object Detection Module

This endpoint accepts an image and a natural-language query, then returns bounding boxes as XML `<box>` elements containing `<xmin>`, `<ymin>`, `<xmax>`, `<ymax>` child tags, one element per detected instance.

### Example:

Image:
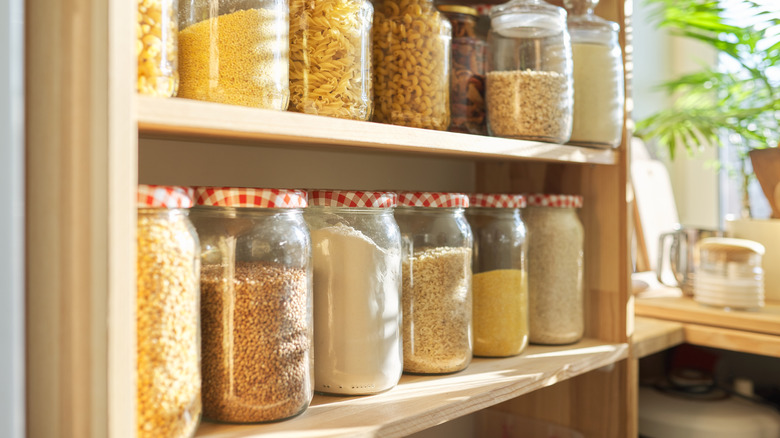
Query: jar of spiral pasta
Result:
<box><xmin>137</xmin><ymin>0</ymin><xmax>178</xmax><ymax>96</ymax></box>
<box><xmin>178</xmin><ymin>0</ymin><xmax>289</xmax><ymax>110</ymax></box>
<box><xmin>289</xmin><ymin>0</ymin><xmax>373</xmax><ymax>120</ymax></box>
<box><xmin>372</xmin><ymin>0</ymin><xmax>452</xmax><ymax>130</ymax></box>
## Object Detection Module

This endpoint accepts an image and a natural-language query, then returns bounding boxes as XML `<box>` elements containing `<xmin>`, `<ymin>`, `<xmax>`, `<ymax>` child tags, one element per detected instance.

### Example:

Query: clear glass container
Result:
<box><xmin>136</xmin><ymin>185</ymin><xmax>201</xmax><ymax>438</ymax></box>
<box><xmin>694</xmin><ymin>237</ymin><xmax>765</xmax><ymax>310</ymax></box>
<box><xmin>395</xmin><ymin>192</ymin><xmax>473</xmax><ymax>374</ymax></box>
<box><xmin>137</xmin><ymin>0</ymin><xmax>179</xmax><ymax>96</ymax></box>
<box><xmin>524</xmin><ymin>194</ymin><xmax>584</xmax><ymax>345</ymax></box>
<box><xmin>372</xmin><ymin>0</ymin><xmax>451</xmax><ymax>130</ymax></box>
<box><xmin>190</xmin><ymin>187</ymin><xmax>312</xmax><ymax>423</ymax></box>
<box><xmin>439</xmin><ymin>5</ymin><xmax>487</xmax><ymax>135</ymax></box>
<box><xmin>289</xmin><ymin>0</ymin><xmax>373</xmax><ymax>120</ymax></box>
<box><xmin>178</xmin><ymin>0</ymin><xmax>289</xmax><ymax>109</ymax></box>
<box><xmin>466</xmin><ymin>193</ymin><xmax>528</xmax><ymax>358</ymax></box>
<box><xmin>564</xmin><ymin>0</ymin><xmax>624</xmax><ymax>148</ymax></box>
<box><xmin>486</xmin><ymin>0</ymin><xmax>573</xmax><ymax>142</ymax></box>
<box><xmin>305</xmin><ymin>190</ymin><xmax>403</xmax><ymax>395</ymax></box>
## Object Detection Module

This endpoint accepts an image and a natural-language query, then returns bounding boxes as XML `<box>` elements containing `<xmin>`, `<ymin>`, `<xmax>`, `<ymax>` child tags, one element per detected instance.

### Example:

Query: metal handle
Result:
<box><xmin>656</xmin><ymin>230</ymin><xmax>684</xmax><ymax>287</ymax></box>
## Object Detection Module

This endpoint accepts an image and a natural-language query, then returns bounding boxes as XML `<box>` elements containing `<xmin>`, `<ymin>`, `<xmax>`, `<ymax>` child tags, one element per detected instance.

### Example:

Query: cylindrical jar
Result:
<box><xmin>178</xmin><ymin>0</ymin><xmax>289</xmax><ymax>109</ymax></box>
<box><xmin>372</xmin><ymin>0</ymin><xmax>451</xmax><ymax>130</ymax></box>
<box><xmin>466</xmin><ymin>193</ymin><xmax>528</xmax><ymax>357</ymax></box>
<box><xmin>486</xmin><ymin>0</ymin><xmax>573</xmax><ymax>142</ymax></box>
<box><xmin>524</xmin><ymin>194</ymin><xmax>584</xmax><ymax>345</ymax></box>
<box><xmin>190</xmin><ymin>187</ymin><xmax>312</xmax><ymax>423</ymax></box>
<box><xmin>305</xmin><ymin>190</ymin><xmax>403</xmax><ymax>395</ymax></box>
<box><xmin>136</xmin><ymin>185</ymin><xmax>201</xmax><ymax>438</ymax></box>
<box><xmin>395</xmin><ymin>192</ymin><xmax>473</xmax><ymax>374</ymax></box>
<box><xmin>137</xmin><ymin>0</ymin><xmax>178</xmax><ymax>96</ymax></box>
<box><xmin>289</xmin><ymin>0</ymin><xmax>373</xmax><ymax>120</ymax></box>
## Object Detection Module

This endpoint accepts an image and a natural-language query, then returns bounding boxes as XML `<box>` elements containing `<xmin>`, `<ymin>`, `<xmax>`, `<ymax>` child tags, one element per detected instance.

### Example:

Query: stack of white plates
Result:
<box><xmin>693</xmin><ymin>237</ymin><xmax>765</xmax><ymax>310</ymax></box>
<box><xmin>693</xmin><ymin>271</ymin><xmax>764</xmax><ymax>310</ymax></box>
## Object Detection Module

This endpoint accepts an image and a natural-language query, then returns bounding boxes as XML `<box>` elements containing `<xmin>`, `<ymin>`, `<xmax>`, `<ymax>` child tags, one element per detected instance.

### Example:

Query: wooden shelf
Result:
<box><xmin>632</xmin><ymin>317</ymin><xmax>684</xmax><ymax>359</ymax></box>
<box><xmin>194</xmin><ymin>338</ymin><xmax>627</xmax><ymax>438</ymax></box>
<box><xmin>137</xmin><ymin>96</ymin><xmax>618</xmax><ymax>165</ymax></box>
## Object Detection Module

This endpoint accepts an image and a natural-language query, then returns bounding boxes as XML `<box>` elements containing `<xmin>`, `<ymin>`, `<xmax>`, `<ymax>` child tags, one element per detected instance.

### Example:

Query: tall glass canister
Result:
<box><xmin>137</xmin><ymin>0</ymin><xmax>178</xmax><ymax>96</ymax></box>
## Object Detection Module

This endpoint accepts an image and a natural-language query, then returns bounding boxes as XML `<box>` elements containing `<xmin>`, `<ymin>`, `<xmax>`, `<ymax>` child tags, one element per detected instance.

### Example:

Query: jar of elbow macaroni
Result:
<box><xmin>137</xmin><ymin>0</ymin><xmax>178</xmax><ymax>96</ymax></box>
<box><xmin>372</xmin><ymin>0</ymin><xmax>452</xmax><ymax>130</ymax></box>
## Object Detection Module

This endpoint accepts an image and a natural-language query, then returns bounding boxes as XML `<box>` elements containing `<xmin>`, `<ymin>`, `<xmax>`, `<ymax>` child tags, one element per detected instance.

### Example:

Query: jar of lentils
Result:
<box><xmin>524</xmin><ymin>194</ymin><xmax>584</xmax><ymax>345</ymax></box>
<box><xmin>190</xmin><ymin>187</ymin><xmax>312</xmax><ymax>423</ymax></box>
<box><xmin>136</xmin><ymin>185</ymin><xmax>201</xmax><ymax>438</ymax></box>
<box><xmin>137</xmin><ymin>0</ymin><xmax>178</xmax><ymax>96</ymax></box>
<box><xmin>395</xmin><ymin>192</ymin><xmax>473</xmax><ymax>374</ymax></box>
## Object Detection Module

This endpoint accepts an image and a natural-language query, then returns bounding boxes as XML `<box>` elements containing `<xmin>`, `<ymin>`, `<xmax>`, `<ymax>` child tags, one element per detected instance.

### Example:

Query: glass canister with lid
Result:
<box><xmin>190</xmin><ymin>187</ymin><xmax>312</xmax><ymax>423</ymax></box>
<box><xmin>466</xmin><ymin>193</ymin><xmax>528</xmax><ymax>358</ymax></box>
<box><xmin>137</xmin><ymin>0</ymin><xmax>178</xmax><ymax>96</ymax></box>
<box><xmin>486</xmin><ymin>0</ymin><xmax>573</xmax><ymax>143</ymax></box>
<box><xmin>524</xmin><ymin>194</ymin><xmax>584</xmax><ymax>345</ymax></box>
<box><xmin>136</xmin><ymin>185</ymin><xmax>201</xmax><ymax>438</ymax></box>
<box><xmin>305</xmin><ymin>190</ymin><xmax>403</xmax><ymax>395</ymax></box>
<box><xmin>395</xmin><ymin>192</ymin><xmax>473</xmax><ymax>374</ymax></box>
<box><xmin>178</xmin><ymin>0</ymin><xmax>289</xmax><ymax>109</ymax></box>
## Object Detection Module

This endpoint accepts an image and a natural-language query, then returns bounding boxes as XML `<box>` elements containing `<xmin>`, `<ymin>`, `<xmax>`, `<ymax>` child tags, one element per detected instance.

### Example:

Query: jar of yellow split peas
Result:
<box><xmin>137</xmin><ymin>0</ymin><xmax>178</xmax><ymax>96</ymax></box>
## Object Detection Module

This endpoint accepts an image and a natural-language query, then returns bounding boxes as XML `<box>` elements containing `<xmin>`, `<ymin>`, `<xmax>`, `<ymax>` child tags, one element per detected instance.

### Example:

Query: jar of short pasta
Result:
<box><xmin>372</xmin><ymin>0</ymin><xmax>452</xmax><ymax>130</ymax></box>
<box><xmin>137</xmin><ymin>0</ymin><xmax>178</xmax><ymax>96</ymax></box>
<box><xmin>190</xmin><ymin>187</ymin><xmax>312</xmax><ymax>423</ymax></box>
<box><xmin>305</xmin><ymin>190</ymin><xmax>403</xmax><ymax>395</ymax></box>
<box><xmin>466</xmin><ymin>193</ymin><xmax>528</xmax><ymax>357</ymax></box>
<box><xmin>178</xmin><ymin>0</ymin><xmax>289</xmax><ymax>110</ymax></box>
<box><xmin>524</xmin><ymin>194</ymin><xmax>584</xmax><ymax>345</ymax></box>
<box><xmin>395</xmin><ymin>192</ymin><xmax>473</xmax><ymax>374</ymax></box>
<box><xmin>289</xmin><ymin>0</ymin><xmax>373</xmax><ymax>120</ymax></box>
<box><xmin>136</xmin><ymin>185</ymin><xmax>201</xmax><ymax>438</ymax></box>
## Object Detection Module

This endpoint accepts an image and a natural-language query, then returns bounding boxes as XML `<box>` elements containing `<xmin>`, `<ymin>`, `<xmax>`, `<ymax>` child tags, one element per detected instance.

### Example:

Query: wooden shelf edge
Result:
<box><xmin>684</xmin><ymin>323</ymin><xmax>780</xmax><ymax>358</ymax></box>
<box><xmin>631</xmin><ymin>317</ymin><xmax>684</xmax><ymax>359</ymax></box>
<box><xmin>194</xmin><ymin>338</ymin><xmax>628</xmax><ymax>438</ymax></box>
<box><xmin>137</xmin><ymin>96</ymin><xmax>618</xmax><ymax>165</ymax></box>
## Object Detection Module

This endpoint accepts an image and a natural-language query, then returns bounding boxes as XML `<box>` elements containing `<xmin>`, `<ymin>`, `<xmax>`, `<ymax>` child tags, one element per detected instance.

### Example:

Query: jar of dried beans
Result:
<box><xmin>178</xmin><ymin>0</ymin><xmax>289</xmax><ymax>110</ymax></box>
<box><xmin>466</xmin><ymin>193</ymin><xmax>528</xmax><ymax>357</ymax></box>
<box><xmin>372</xmin><ymin>0</ymin><xmax>451</xmax><ymax>130</ymax></box>
<box><xmin>190</xmin><ymin>187</ymin><xmax>312</xmax><ymax>423</ymax></box>
<box><xmin>395</xmin><ymin>192</ymin><xmax>473</xmax><ymax>374</ymax></box>
<box><xmin>137</xmin><ymin>0</ymin><xmax>178</xmax><ymax>96</ymax></box>
<box><xmin>438</xmin><ymin>5</ymin><xmax>487</xmax><ymax>135</ymax></box>
<box><xmin>524</xmin><ymin>194</ymin><xmax>584</xmax><ymax>345</ymax></box>
<box><xmin>305</xmin><ymin>190</ymin><xmax>403</xmax><ymax>395</ymax></box>
<box><xmin>136</xmin><ymin>185</ymin><xmax>201</xmax><ymax>438</ymax></box>
<box><xmin>289</xmin><ymin>0</ymin><xmax>373</xmax><ymax>120</ymax></box>
<box><xmin>486</xmin><ymin>0</ymin><xmax>573</xmax><ymax>143</ymax></box>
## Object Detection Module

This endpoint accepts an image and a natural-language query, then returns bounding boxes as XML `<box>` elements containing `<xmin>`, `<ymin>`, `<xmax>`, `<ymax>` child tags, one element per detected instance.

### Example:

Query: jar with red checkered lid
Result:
<box><xmin>524</xmin><ymin>193</ymin><xmax>584</xmax><ymax>345</ymax></box>
<box><xmin>304</xmin><ymin>190</ymin><xmax>403</xmax><ymax>395</ymax></box>
<box><xmin>189</xmin><ymin>187</ymin><xmax>313</xmax><ymax>423</ymax></box>
<box><xmin>395</xmin><ymin>191</ymin><xmax>473</xmax><ymax>374</ymax></box>
<box><xmin>466</xmin><ymin>193</ymin><xmax>528</xmax><ymax>357</ymax></box>
<box><xmin>136</xmin><ymin>185</ymin><xmax>201</xmax><ymax>438</ymax></box>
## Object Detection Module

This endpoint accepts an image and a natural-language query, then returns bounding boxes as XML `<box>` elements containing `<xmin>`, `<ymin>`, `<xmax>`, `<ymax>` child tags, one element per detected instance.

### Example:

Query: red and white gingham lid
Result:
<box><xmin>137</xmin><ymin>185</ymin><xmax>194</xmax><ymax>208</ymax></box>
<box><xmin>193</xmin><ymin>187</ymin><xmax>307</xmax><ymax>208</ymax></box>
<box><xmin>526</xmin><ymin>194</ymin><xmax>583</xmax><ymax>208</ymax></box>
<box><xmin>308</xmin><ymin>190</ymin><xmax>397</xmax><ymax>208</ymax></box>
<box><xmin>469</xmin><ymin>193</ymin><xmax>526</xmax><ymax>209</ymax></box>
<box><xmin>397</xmin><ymin>192</ymin><xmax>470</xmax><ymax>208</ymax></box>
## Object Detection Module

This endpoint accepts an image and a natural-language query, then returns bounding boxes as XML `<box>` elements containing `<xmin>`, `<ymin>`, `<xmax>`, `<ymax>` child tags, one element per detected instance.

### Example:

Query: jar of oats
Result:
<box><xmin>395</xmin><ymin>192</ymin><xmax>473</xmax><ymax>374</ymax></box>
<box><xmin>524</xmin><ymin>194</ymin><xmax>584</xmax><ymax>345</ymax></box>
<box><xmin>190</xmin><ymin>187</ymin><xmax>312</xmax><ymax>423</ymax></box>
<box><xmin>466</xmin><ymin>193</ymin><xmax>528</xmax><ymax>358</ymax></box>
<box><xmin>486</xmin><ymin>0</ymin><xmax>573</xmax><ymax>143</ymax></box>
<box><xmin>305</xmin><ymin>190</ymin><xmax>403</xmax><ymax>395</ymax></box>
<box><xmin>136</xmin><ymin>185</ymin><xmax>201</xmax><ymax>438</ymax></box>
<box><xmin>137</xmin><ymin>0</ymin><xmax>178</xmax><ymax>96</ymax></box>
<box><xmin>178</xmin><ymin>0</ymin><xmax>289</xmax><ymax>110</ymax></box>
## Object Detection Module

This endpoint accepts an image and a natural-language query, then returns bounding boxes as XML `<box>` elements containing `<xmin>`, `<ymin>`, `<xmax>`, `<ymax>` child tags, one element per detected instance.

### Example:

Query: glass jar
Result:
<box><xmin>486</xmin><ymin>0</ymin><xmax>573</xmax><ymax>142</ymax></box>
<box><xmin>524</xmin><ymin>194</ymin><xmax>584</xmax><ymax>345</ymax></box>
<box><xmin>694</xmin><ymin>237</ymin><xmax>765</xmax><ymax>310</ymax></box>
<box><xmin>438</xmin><ymin>5</ymin><xmax>487</xmax><ymax>135</ymax></box>
<box><xmin>289</xmin><ymin>0</ymin><xmax>373</xmax><ymax>120</ymax></box>
<box><xmin>372</xmin><ymin>0</ymin><xmax>451</xmax><ymax>130</ymax></box>
<box><xmin>136</xmin><ymin>185</ymin><xmax>201</xmax><ymax>438</ymax></box>
<box><xmin>190</xmin><ymin>187</ymin><xmax>312</xmax><ymax>423</ymax></box>
<box><xmin>395</xmin><ymin>192</ymin><xmax>473</xmax><ymax>374</ymax></box>
<box><xmin>466</xmin><ymin>193</ymin><xmax>528</xmax><ymax>357</ymax></box>
<box><xmin>178</xmin><ymin>0</ymin><xmax>289</xmax><ymax>109</ymax></box>
<box><xmin>305</xmin><ymin>190</ymin><xmax>402</xmax><ymax>395</ymax></box>
<box><xmin>564</xmin><ymin>0</ymin><xmax>624</xmax><ymax>148</ymax></box>
<box><xmin>137</xmin><ymin>0</ymin><xmax>179</xmax><ymax>96</ymax></box>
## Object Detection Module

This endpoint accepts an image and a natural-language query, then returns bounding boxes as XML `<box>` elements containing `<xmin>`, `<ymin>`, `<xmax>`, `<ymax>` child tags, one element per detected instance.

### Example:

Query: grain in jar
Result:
<box><xmin>136</xmin><ymin>185</ymin><xmax>201</xmax><ymax>438</ymax></box>
<box><xmin>524</xmin><ymin>194</ymin><xmax>584</xmax><ymax>345</ymax></box>
<box><xmin>190</xmin><ymin>187</ymin><xmax>312</xmax><ymax>423</ymax></box>
<box><xmin>137</xmin><ymin>0</ymin><xmax>178</xmax><ymax>96</ymax></box>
